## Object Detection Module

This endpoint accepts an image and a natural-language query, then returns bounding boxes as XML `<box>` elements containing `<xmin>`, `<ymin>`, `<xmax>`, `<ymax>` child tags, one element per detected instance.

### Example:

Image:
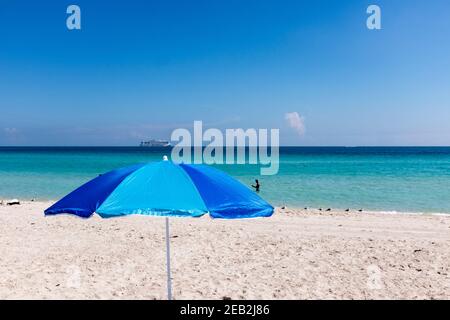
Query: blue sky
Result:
<box><xmin>0</xmin><ymin>0</ymin><xmax>449</xmax><ymax>146</ymax></box>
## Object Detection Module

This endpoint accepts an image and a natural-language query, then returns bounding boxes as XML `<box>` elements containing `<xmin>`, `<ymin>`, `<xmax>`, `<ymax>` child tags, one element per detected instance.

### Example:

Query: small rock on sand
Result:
<box><xmin>7</xmin><ymin>199</ymin><xmax>20</xmax><ymax>206</ymax></box>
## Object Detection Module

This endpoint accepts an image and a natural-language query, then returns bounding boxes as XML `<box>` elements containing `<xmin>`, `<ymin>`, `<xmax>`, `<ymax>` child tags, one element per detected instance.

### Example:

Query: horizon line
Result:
<box><xmin>1</xmin><ymin>145</ymin><xmax>450</xmax><ymax>148</ymax></box>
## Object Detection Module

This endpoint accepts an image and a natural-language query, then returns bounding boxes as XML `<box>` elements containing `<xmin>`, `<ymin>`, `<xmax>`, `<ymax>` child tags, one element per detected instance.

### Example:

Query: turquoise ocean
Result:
<box><xmin>0</xmin><ymin>147</ymin><xmax>449</xmax><ymax>213</ymax></box>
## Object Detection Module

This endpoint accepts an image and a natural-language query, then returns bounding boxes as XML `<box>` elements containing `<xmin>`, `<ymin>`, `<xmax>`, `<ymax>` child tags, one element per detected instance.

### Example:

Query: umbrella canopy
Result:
<box><xmin>45</xmin><ymin>160</ymin><xmax>274</xmax><ymax>219</ymax></box>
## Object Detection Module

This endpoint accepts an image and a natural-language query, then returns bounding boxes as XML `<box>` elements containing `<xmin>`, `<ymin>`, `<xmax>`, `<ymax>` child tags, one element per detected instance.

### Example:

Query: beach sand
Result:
<box><xmin>0</xmin><ymin>201</ymin><xmax>449</xmax><ymax>299</ymax></box>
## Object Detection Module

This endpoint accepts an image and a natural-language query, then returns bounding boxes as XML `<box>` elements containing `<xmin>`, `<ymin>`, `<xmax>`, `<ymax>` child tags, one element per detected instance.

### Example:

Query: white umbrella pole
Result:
<box><xmin>165</xmin><ymin>217</ymin><xmax>172</xmax><ymax>300</ymax></box>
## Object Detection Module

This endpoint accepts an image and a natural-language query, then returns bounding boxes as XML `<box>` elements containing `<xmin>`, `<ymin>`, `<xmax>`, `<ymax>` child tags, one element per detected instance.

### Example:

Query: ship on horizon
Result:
<box><xmin>139</xmin><ymin>139</ymin><xmax>171</xmax><ymax>147</ymax></box>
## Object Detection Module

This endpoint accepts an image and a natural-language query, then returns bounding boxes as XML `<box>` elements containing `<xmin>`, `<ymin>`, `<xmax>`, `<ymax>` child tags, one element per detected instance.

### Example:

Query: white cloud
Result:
<box><xmin>285</xmin><ymin>112</ymin><xmax>305</xmax><ymax>136</ymax></box>
<box><xmin>3</xmin><ymin>127</ymin><xmax>19</xmax><ymax>136</ymax></box>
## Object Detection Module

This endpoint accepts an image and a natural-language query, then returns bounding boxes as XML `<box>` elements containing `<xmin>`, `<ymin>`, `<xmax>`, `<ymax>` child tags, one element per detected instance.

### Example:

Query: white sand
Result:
<box><xmin>0</xmin><ymin>201</ymin><xmax>449</xmax><ymax>299</ymax></box>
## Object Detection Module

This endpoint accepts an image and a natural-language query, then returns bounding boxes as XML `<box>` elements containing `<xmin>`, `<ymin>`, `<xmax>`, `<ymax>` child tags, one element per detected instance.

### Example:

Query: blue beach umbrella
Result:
<box><xmin>45</xmin><ymin>157</ymin><xmax>273</xmax><ymax>299</ymax></box>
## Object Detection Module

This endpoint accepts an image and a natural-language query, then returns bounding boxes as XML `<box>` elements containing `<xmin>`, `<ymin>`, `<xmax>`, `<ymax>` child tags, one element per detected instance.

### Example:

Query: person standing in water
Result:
<box><xmin>251</xmin><ymin>179</ymin><xmax>260</xmax><ymax>192</ymax></box>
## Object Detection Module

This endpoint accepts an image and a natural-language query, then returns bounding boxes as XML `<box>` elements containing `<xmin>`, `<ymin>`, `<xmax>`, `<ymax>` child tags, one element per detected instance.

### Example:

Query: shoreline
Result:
<box><xmin>2</xmin><ymin>199</ymin><xmax>450</xmax><ymax>217</ymax></box>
